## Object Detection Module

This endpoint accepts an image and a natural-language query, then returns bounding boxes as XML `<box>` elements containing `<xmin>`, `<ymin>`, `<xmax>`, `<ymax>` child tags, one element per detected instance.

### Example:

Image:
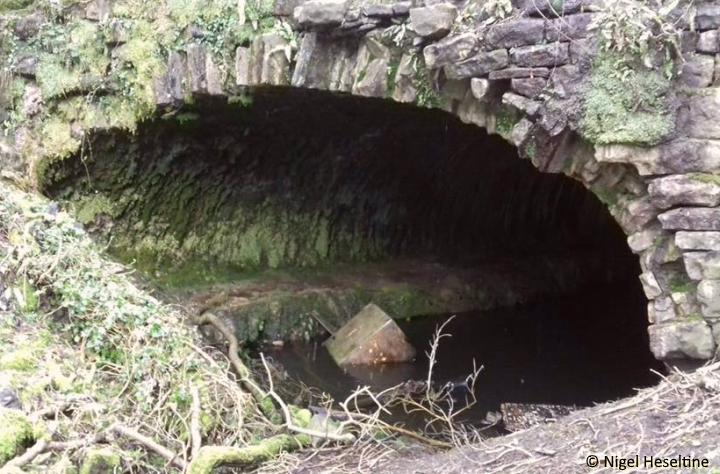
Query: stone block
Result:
<box><xmin>678</xmin><ymin>88</ymin><xmax>720</xmax><ymax>139</ymax></box>
<box><xmin>595</xmin><ymin>140</ymin><xmax>720</xmax><ymax>176</ymax></box>
<box><xmin>569</xmin><ymin>37</ymin><xmax>598</xmax><ymax>67</ymax></box>
<box><xmin>509</xmin><ymin>43</ymin><xmax>569</xmax><ymax>67</ymax></box>
<box><xmin>515</xmin><ymin>0</ymin><xmax>590</xmax><ymax>17</ymax></box>
<box><xmin>444</xmin><ymin>49</ymin><xmax>509</xmax><ymax>80</ymax></box>
<box><xmin>510</xmin><ymin>118</ymin><xmax>533</xmax><ymax>147</ymax></box>
<box><xmin>676</xmin><ymin>231</ymin><xmax>720</xmax><ymax>251</ymax></box>
<box><xmin>325</xmin><ymin>303</ymin><xmax>416</xmax><ymax>365</ymax></box>
<box><xmin>697</xmin><ymin>4</ymin><xmax>720</xmax><ymax>31</ymax></box>
<box><xmin>423</xmin><ymin>33</ymin><xmax>478</xmax><ymax>70</ymax></box>
<box><xmin>482</xmin><ymin>18</ymin><xmax>545</xmax><ymax>49</ymax></box>
<box><xmin>659</xmin><ymin>208</ymin><xmax>720</xmax><ymax>231</ymax></box>
<box><xmin>392</xmin><ymin>1</ymin><xmax>411</xmax><ymax>15</ymax></box>
<box><xmin>294</xmin><ymin>0</ymin><xmax>348</xmax><ymax>27</ymax></box>
<box><xmin>648</xmin><ymin>174</ymin><xmax>720</xmax><ymax>209</ymax></box>
<box><xmin>470</xmin><ymin>77</ymin><xmax>490</xmax><ymax>100</ymax></box>
<box><xmin>627</xmin><ymin>227</ymin><xmax>663</xmax><ymax>253</ymax></box>
<box><xmin>456</xmin><ymin>92</ymin><xmax>488</xmax><ymax>127</ymax></box>
<box><xmin>154</xmin><ymin>51</ymin><xmax>186</xmax><ymax>106</ymax></box>
<box><xmin>679</xmin><ymin>53</ymin><xmax>715</xmax><ymax>88</ymax></box>
<box><xmin>502</xmin><ymin>91</ymin><xmax>541</xmax><ymax>117</ymax></box>
<box><xmin>235</xmin><ymin>47</ymin><xmax>250</xmax><ymax>86</ymax></box>
<box><xmin>13</xmin><ymin>56</ymin><xmax>38</xmax><ymax>77</ymax></box>
<box><xmin>488</xmin><ymin>67</ymin><xmax>550</xmax><ymax>80</ymax></box>
<box><xmin>698</xmin><ymin>279</ymin><xmax>720</xmax><ymax>317</ymax></box>
<box><xmin>697</xmin><ymin>29</ymin><xmax>720</xmax><ymax>53</ymax></box>
<box><xmin>510</xmin><ymin>77</ymin><xmax>547</xmax><ymax>98</ymax></box>
<box><xmin>260</xmin><ymin>33</ymin><xmax>290</xmax><ymax>85</ymax></box>
<box><xmin>648</xmin><ymin>320</ymin><xmax>715</xmax><ymax>359</ymax></box>
<box><xmin>14</xmin><ymin>12</ymin><xmax>45</xmax><ymax>40</ymax></box>
<box><xmin>362</xmin><ymin>4</ymin><xmax>394</xmax><ymax>17</ymax></box>
<box><xmin>639</xmin><ymin>272</ymin><xmax>663</xmax><ymax>299</ymax></box>
<box><xmin>409</xmin><ymin>3</ymin><xmax>457</xmax><ymax>39</ymax></box>
<box><xmin>186</xmin><ymin>44</ymin><xmax>207</xmax><ymax>93</ymax></box>
<box><xmin>392</xmin><ymin>54</ymin><xmax>418</xmax><ymax>103</ymax></box>
<box><xmin>648</xmin><ymin>297</ymin><xmax>676</xmax><ymax>324</ymax></box>
<box><xmin>353</xmin><ymin>58</ymin><xmax>388</xmax><ymax>97</ymax></box>
<box><xmin>684</xmin><ymin>252</ymin><xmax>720</xmax><ymax>280</ymax></box>
<box><xmin>545</xmin><ymin>13</ymin><xmax>595</xmax><ymax>41</ymax></box>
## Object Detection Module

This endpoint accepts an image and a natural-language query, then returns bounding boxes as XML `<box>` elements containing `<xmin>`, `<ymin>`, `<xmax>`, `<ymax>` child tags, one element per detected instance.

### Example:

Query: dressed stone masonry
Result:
<box><xmin>3</xmin><ymin>0</ymin><xmax>720</xmax><ymax>362</ymax></box>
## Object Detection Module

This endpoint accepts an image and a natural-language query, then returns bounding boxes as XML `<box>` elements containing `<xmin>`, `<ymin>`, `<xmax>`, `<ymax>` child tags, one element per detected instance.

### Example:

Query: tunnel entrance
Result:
<box><xmin>41</xmin><ymin>87</ymin><xmax>662</xmax><ymax>425</ymax></box>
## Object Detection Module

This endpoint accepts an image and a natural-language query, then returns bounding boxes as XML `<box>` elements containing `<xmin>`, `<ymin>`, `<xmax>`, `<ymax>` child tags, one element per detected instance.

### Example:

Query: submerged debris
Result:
<box><xmin>325</xmin><ymin>303</ymin><xmax>416</xmax><ymax>366</ymax></box>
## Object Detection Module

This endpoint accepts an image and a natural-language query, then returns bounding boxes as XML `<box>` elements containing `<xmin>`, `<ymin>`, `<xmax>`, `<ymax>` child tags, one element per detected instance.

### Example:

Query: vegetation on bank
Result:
<box><xmin>0</xmin><ymin>182</ymin><xmax>496</xmax><ymax>472</ymax></box>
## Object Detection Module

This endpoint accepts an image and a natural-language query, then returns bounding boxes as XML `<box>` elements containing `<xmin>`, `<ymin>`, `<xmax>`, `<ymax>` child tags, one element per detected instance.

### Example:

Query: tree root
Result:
<box><xmin>186</xmin><ymin>434</ymin><xmax>312</xmax><ymax>474</ymax></box>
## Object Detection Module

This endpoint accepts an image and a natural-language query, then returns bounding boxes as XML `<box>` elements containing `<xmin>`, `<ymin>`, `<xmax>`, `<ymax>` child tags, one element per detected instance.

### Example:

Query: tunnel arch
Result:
<box><xmin>37</xmin><ymin>84</ymin><xmax>668</xmax><ymax>413</ymax></box>
<box><xmin>5</xmin><ymin>0</ymin><xmax>715</xmax><ymax>365</ymax></box>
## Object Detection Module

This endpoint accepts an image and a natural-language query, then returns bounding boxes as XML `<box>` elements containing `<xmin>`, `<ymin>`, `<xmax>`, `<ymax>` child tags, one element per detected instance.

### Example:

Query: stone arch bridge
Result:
<box><xmin>2</xmin><ymin>0</ymin><xmax>720</xmax><ymax>363</ymax></box>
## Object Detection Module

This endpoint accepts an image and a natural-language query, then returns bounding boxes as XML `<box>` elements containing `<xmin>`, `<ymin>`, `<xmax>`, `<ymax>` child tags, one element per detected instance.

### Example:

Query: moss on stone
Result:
<box><xmin>669</xmin><ymin>278</ymin><xmax>695</xmax><ymax>294</ymax></box>
<box><xmin>689</xmin><ymin>173</ymin><xmax>720</xmax><ymax>186</ymax></box>
<box><xmin>187</xmin><ymin>434</ymin><xmax>311</xmax><ymax>474</ymax></box>
<box><xmin>581</xmin><ymin>53</ymin><xmax>673</xmax><ymax>146</ymax></box>
<box><xmin>494</xmin><ymin>106</ymin><xmax>520</xmax><ymax>141</ymax></box>
<box><xmin>38</xmin><ymin>118</ymin><xmax>81</xmax><ymax>160</ymax></box>
<box><xmin>74</xmin><ymin>194</ymin><xmax>119</xmax><ymax>225</ymax></box>
<box><xmin>79</xmin><ymin>447</ymin><xmax>121</xmax><ymax>474</ymax></box>
<box><xmin>0</xmin><ymin>407</ymin><xmax>35</xmax><ymax>465</ymax></box>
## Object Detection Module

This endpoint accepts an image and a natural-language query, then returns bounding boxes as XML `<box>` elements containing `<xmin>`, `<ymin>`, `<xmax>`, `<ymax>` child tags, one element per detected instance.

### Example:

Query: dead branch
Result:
<box><xmin>190</xmin><ymin>385</ymin><xmax>203</xmax><ymax>459</ymax></box>
<box><xmin>110</xmin><ymin>424</ymin><xmax>187</xmax><ymax>470</ymax></box>
<box><xmin>259</xmin><ymin>353</ymin><xmax>356</xmax><ymax>443</ymax></box>
<box><xmin>193</xmin><ymin>311</ymin><xmax>269</xmax><ymax>404</ymax></box>
<box><xmin>2</xmin><ymin>439</ymin><xmax>48</xmax><ymax>469</ymax></box>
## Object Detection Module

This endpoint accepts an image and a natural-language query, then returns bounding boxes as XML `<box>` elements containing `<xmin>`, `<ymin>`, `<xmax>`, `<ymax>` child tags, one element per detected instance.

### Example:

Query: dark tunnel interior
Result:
<box><xmin>42</xmin><ymin>87</ymin><xmax>663</xmax><ymax>420</ymax></box>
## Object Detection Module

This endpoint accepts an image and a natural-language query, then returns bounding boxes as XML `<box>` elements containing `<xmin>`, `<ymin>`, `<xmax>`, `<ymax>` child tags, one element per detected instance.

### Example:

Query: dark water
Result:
<box><xmin>260</xmin><ymin>282</ymin><xmax>663</xmax><ymax>425</ymax></box>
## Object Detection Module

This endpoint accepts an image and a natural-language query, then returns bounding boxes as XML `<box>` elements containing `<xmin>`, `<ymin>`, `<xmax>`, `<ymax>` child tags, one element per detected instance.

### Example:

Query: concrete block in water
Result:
<box><xmin>324</xmin><ymin>303</ymin><xmax>415</xmax><ymax>366</ymax></box>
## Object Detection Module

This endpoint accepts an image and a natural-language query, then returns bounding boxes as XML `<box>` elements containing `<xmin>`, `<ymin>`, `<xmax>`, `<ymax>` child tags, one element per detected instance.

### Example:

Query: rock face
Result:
<box><xmin>325</xmin><ymin>304</ymin><xmax>416</xmax><ymax>366</ymax></box>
